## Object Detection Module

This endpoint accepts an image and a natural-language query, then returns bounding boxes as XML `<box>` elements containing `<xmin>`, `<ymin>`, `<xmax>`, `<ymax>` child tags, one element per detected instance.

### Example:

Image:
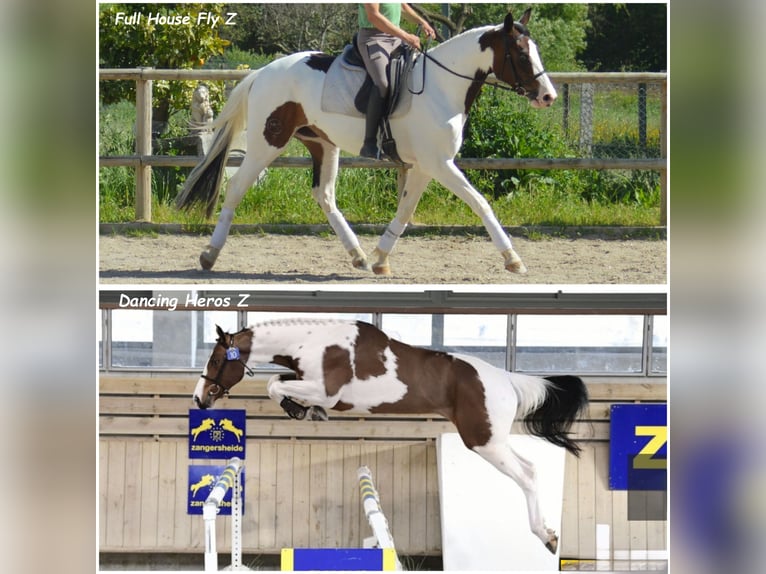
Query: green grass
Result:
<box><xmin>138</xmin><ymin>170</ymin><xmax>658</xmax><ymax>228</ymax></box>
<box><xmin>99</xmin><ymin>88</ymin><xmax>663</xmax><ymax>228</ymax></box>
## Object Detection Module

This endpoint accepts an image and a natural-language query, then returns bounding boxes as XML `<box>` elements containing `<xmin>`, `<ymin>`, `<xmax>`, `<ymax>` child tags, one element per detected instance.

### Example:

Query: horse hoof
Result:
<box><xmin>349</xmin><ymin>247</ymin><xmax>370</xmax><ymax>271</ymax></box>
<box><xmin>371</xmin><ymin>248</ymin><xmax>392</xmax><ymax>276</ymax></box>
<box><xmin>307</xmin><ymin>406</ymin><xmax>329</xmax><ymax>421</ymax></box>
<box><xmin>352</xmin><ymin>257</ymin><xmax>370</xmax><ymax>271</ymax></box>
<box><xmin>545</xmin><ymin>534</ymin><xmax>559</xmax><ymax>554</ymax></box>
<box><xmin>200</xmin><ymin>245</ymin><xmax>220</xmax><ymax>270</ymax></box>
<box><xmin>502</xmin><ymin>249</ymin><xmax>528</xmax><ymax>274</ymax></box>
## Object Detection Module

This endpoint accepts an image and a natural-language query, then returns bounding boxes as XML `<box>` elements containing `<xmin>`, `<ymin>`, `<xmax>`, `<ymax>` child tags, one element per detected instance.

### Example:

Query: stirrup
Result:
<box><xmin>359</xmin><ymin>141</ymin><xmax>381</xmax><ymax>159</ymax></box>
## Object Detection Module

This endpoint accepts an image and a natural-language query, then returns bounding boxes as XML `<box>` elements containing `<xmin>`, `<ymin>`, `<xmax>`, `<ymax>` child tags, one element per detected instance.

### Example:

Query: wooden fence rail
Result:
<box><xmin>98</xmin><ymin>68</ymin><xmax>667</xmax><ymax>224</ymax></box>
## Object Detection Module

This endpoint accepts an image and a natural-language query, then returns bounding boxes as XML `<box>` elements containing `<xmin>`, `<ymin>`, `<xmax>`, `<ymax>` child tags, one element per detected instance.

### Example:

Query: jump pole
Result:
<box><xmin>280</xmin><ymin>467</ymin><xmax>401</xmax><ymax>571</ymax></box>
<box><xmin>357</xmin><ymin>465</ymin><xmax>402</xmax><ymax>570</ymax></box>
<box><xmin>203</xmin><ymin>457</ymin><xmax>246</xmax><ymax>572</ymax></box>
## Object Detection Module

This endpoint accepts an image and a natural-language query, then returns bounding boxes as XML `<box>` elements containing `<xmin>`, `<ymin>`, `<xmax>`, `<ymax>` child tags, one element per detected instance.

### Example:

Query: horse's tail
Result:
<box><xmin>513</xmin><ymin>374</ymin><xmax>589</xmax><ymax>457</ymax></box>
<box><xmin>176</xmin><ymin>71</ymin><xmax>258</xmax><ymax>217</ymax></box>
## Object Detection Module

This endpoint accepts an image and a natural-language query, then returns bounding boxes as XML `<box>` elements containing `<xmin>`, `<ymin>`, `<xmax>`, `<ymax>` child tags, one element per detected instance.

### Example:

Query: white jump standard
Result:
<box><xmin>202</xmin><ymin>457</ymin><xmax>248</xmax><ymax>572</ymax></box>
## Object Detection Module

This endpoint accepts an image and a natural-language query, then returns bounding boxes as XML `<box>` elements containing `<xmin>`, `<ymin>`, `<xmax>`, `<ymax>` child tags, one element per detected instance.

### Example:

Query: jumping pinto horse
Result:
<box><xmin>176</xmin><ymin>9</ymin><xmax>556</xmax><ymax>276</ymax></box>
<box><xmin>192</xmin><ymin>319</ymin><xmax>588</xmax><ymax>554</ymax></box>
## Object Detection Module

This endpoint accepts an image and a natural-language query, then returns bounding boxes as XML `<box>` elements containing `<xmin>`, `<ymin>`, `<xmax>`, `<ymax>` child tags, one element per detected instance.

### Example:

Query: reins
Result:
<box><xmin>409</xmin><ymin>34</ymin><xmax>547</xmax><ymax>97</ymax></box>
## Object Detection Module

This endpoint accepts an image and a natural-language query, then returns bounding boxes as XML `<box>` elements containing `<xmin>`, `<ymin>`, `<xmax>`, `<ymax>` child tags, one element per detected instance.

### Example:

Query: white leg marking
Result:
<box><xmin>375</xmin><ymin>169</ymin><xmax>431</xmax><ymax>255</ymax></box>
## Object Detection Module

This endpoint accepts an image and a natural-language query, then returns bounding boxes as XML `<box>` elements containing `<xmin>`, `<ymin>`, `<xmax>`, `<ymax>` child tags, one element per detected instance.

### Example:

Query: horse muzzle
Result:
<box><xmin>529</xmin><ymin>91</ymin><xmax>556</xmax><ymax>108</ymax></box>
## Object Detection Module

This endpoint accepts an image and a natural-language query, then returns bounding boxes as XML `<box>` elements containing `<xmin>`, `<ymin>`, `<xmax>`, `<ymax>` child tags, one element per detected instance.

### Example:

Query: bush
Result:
<box><xmin>99</xmin><ymin>101</ymin><xmax>136</xmax><ymax>218</ymax></box>
<box><xmin>461</xmin><ymin>89</ymin><xmax>660</xmax><ymax>210</ymax></box>
<box><xmin>204</xmin><ymin>47</ymin><xmax>274</xmax><ymax>71</ymax></box>
<box><xmin>461</xmin><ymin>91</ymin><xmax>574</xmax><ymax>198</ymax></box>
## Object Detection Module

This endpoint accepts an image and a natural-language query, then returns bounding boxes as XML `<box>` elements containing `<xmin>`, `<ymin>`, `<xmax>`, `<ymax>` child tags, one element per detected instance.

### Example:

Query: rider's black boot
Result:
<box><xmin>360</xmin><ymin>90</ymin><xmax>385</xmax><ymax>158</ymax></box>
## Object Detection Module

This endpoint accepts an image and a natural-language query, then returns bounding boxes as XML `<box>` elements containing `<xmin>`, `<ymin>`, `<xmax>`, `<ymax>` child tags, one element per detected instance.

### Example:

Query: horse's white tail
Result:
<box><xmin>176</xmin><ymin>71</ymin><xmax>258</xmax><ymax>217</ymax></box>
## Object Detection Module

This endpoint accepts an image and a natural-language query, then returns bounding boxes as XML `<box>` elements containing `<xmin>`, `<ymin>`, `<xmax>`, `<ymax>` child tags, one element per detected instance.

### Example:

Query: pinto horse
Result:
<box><xmin>176</xmin><ymin>9</ymin><xmax>556</xmax><ymax>276</ymax></box>
<box><xmin>192</xmin><ymin>319</ymin><xmax>587</xmax><ymax>554</ymax></box>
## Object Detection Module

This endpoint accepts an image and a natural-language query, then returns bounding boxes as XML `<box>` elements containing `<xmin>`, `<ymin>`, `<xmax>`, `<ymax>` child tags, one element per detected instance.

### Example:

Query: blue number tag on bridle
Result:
<box><xmin>226</xmin><ymin>346</ymin><xmax>240</xmax><ymax>361</ymax></box>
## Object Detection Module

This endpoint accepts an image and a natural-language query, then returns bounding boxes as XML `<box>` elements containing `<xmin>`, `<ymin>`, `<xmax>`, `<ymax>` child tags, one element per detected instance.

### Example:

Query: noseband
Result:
<box><xmin>201</xmin><ymin>336</ymin><xmax>255</xmax><ymax>398</ymax></box>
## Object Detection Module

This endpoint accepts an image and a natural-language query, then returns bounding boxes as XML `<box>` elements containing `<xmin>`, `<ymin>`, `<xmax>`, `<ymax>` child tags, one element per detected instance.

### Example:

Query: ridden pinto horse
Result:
<box><xmin>176</xmin><ymin>9</ymin><xmax>556</xmax><ymax>276</ymax></box>
<box><xmin>192</xmin><ymin>319</ymin><xmax>588</xmax><ymax>554</ymax></box>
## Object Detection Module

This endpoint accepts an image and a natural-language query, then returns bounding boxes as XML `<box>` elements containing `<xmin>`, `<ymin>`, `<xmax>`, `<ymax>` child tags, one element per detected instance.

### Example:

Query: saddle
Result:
<box><xmin>321</xmin><ymin>36</ymin><xmax>419</xmax><ymax>162</ymax></box>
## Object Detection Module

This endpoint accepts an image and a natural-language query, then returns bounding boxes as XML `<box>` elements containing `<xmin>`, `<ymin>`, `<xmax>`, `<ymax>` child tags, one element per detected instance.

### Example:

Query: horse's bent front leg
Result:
<box><xmin>372</xmin><ymin>169</ymin><xmax>431</xmax><ymax>275</ymax></box>
<box><xmin>431</xmin><ymin>160</ymin><xmax>527</xmax><ymax>274</ymax></box>
<box><xmin>266</xmin><ymin>374</ymin><xmax>331</xmax><ymax>421</ymax></box>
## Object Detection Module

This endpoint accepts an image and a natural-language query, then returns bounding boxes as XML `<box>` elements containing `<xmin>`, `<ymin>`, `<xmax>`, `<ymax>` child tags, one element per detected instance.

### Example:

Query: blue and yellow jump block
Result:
<box><xmin>281</xmin><ymin>548</ymin><xmax>399</xmax><ymax>571</ymax></box>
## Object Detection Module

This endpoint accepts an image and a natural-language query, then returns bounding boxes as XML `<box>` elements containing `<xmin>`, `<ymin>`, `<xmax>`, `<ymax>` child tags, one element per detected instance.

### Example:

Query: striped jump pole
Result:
<box><xmin>357</xmin><ymin>466</ymin><xmax>402</xmax><ymax>570</ymax></box>
<box><xmin>203</xmin><ymin>457</ymin><xmax>246</xmax><ymax>572</ymax></box>
<box><xmin>279</xmin><ymin>467</ymin><xmax>401</xmax><ymax>571</ymax></box>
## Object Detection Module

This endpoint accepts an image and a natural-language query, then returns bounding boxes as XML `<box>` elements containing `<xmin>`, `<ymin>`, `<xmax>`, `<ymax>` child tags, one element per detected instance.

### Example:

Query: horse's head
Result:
<box><xmin>192</xmin><ymin>325</ymin><xmax>253</xmax><ymax>409</ymax></box>
<box><xmin>484</xmin><ymin>9</ymin><xmax>557</xmax><ymax>108</ymax></box>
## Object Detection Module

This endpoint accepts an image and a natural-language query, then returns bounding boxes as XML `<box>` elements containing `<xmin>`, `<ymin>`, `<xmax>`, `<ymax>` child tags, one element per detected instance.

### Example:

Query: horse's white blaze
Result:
<box><xmin>527</xmin><ymin>39</ymin><xmax>557</xmax><ymax>107</ymax></box>
<box><xmin>193</xmin><ymin>373</ymin><xmax>209</xmax><ymax>404</ymax></box>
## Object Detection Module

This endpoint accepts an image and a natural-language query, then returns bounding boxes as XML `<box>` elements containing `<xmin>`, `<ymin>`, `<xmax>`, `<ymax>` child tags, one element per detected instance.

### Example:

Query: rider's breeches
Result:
<box><xmin>356</xmin><ymin>28</ymin><xmax>401</xmax><ymax>98</ymax></box>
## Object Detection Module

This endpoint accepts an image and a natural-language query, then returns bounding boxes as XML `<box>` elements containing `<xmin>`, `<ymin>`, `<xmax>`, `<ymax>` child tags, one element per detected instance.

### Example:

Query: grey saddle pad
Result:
<box><xmin>320</xmin><ymin>46</ymin><xmax>415</xmax><ymax>118</ymax></box>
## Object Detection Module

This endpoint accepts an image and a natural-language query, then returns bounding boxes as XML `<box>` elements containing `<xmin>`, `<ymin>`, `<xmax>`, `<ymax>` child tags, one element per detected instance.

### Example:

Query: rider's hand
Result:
<box><xmin>404</xmin><ymin>32</ymin><xmax>421</xmax><ymax>50</ymax></box>
<box><xmin>421</xmin><ymin>22</ymin><xmax>436</xmax><ymax>40</ymax></box>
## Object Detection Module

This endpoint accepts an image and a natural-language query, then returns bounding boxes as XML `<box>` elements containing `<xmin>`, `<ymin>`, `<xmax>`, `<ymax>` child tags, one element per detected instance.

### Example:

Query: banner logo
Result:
<box><xmin>187</xmin><ymin>465</ymin><xmax>245</xmax><ymax>515</ymax></box>
<box><xmin>188</xmin><ymin>409</ymin><xmax>246</xmax><ymax>459</ymax></box>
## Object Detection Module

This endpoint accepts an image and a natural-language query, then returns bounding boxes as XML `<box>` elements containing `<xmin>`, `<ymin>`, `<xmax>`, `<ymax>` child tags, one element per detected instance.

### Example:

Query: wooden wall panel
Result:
<box><xmin>99</xmin><ymin>373</ymin><xmax>667</xmax><ymax>563</ymax></box>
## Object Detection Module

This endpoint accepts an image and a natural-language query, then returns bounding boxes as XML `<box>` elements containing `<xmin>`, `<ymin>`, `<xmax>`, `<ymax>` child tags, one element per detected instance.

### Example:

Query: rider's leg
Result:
<box><xmin>357</xmin><ymin>33</ymin><xmax>397</xmax><ymax>158</ymax></box>
<box><xmin>361</xmin><ymin>89</ymin><xmax>386</xmax><ymax>158</ymax></box>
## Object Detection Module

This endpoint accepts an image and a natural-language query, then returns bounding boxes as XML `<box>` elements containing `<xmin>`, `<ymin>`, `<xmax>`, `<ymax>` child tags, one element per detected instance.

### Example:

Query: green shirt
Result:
<box><xmin>358</xmin><ymin>3</ymin><xmax>402</xmax><ymax>29</ymax></box>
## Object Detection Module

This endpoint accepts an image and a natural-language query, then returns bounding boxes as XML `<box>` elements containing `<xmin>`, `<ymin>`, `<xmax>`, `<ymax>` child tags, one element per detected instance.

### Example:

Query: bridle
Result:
<box><xmin>411</xmin><ymin>29</ymin><xmax>547</xmax><ymax>97</ymax></box>
<box><xmin>500</xmin><ymin>33</ymin><xmax>547</xmax><ymax>96</ymax></box>
<box><xmin>201</xmin><ymin>331</ymin><xmax>255</xmax><ymax>399</ymax></box>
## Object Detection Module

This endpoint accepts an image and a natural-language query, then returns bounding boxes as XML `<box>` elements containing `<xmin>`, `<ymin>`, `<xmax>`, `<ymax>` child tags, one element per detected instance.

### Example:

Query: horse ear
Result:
<box><xmin>504</xmin><ymin>12</ymin><xmax>514</xmax><ymax>33</ymax></box>
<box><xmin>216</xmin><ymin>324</ymin><xmax>226</xmax><ymax>341</ymax></box>
<box><xmin>519</xmin><ymin>8</ymin><xmax>532</xmax><ymax>26</ymax></box>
